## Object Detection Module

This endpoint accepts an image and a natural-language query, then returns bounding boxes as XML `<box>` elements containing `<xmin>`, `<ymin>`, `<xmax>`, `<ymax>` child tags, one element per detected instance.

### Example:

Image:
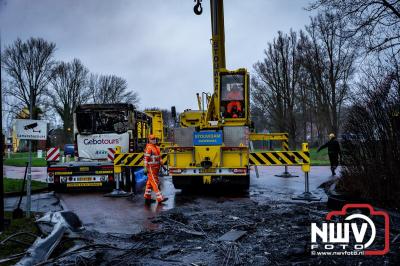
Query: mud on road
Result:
<box><xmin>51</xmin><ymin>196</ymin><xmax>399</xmax><ymax>265</ymax></box>
<box><xmin>10</xmin><ymin>167</ymin><xmax>397</xmax><ymax>265</ymax></box>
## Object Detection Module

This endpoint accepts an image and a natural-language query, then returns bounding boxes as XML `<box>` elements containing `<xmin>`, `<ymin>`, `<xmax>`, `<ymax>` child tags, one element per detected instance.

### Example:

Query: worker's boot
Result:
<box><xmin>159</xmin><ymin>197</ymin><xmax>169</xmax><ymax>204</ymax></box>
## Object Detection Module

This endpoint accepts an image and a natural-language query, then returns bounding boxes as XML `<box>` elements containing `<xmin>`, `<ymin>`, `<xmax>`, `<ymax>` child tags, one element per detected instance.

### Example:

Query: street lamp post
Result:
<box><xmin>0</xmin><ymin>33</ymin><xmax>5</xmax><ymax>231</ymax></box>
<box><xmin>26</xmin><ymin>85</ymin><xmax>33</xmax><ymax>218</ymax></box>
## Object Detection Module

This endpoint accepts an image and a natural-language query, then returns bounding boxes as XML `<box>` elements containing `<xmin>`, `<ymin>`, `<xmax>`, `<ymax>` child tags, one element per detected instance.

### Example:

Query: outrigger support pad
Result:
<box><xmin>275</xmin><ymin>165</ymin><xmax>299</xmax><ymax>178</ymax></box>
<box><xmin>104</xmin><ymin>172</ymin><xmax>132</xmax><ymax>198</ymax></box>
<box><xmin>292</xmin><ymin>172</ymin><xmax>320</xmax><ymax>202</ymax></box>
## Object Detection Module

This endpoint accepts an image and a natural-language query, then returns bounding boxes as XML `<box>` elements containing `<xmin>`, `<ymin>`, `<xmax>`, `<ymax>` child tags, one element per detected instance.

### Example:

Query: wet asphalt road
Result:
<box><xmin>4</xmin><ymin>165</ymin><xmax>334</xmax><ymax>234</ymax></box>
<box><xmin>56</xmin><ymin>166</ymin><xmax>334</xmax><ymax>235</ymax></box>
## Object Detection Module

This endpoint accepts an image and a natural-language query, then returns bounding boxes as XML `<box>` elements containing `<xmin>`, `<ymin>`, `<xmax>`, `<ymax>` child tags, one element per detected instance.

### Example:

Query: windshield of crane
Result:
<box><xmin>76</xmin><ymin>109</ymin><xmax>129</xmax><ymax>134</ymax></box>
<box><xmin>220</xmin><ymin>74</ymin><xmax>245</xmax><ymax>118</ymax></box>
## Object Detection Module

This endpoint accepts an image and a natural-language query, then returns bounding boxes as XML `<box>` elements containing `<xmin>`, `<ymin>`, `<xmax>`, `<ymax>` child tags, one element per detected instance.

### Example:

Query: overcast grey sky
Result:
<box><xmin>0</xmin><ymin>0</ymin><xmax>312</xmax><ymax>112</ymax></box>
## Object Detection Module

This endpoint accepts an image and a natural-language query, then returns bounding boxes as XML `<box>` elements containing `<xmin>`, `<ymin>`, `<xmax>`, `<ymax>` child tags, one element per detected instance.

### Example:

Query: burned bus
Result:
<box><xmin>47</xmin><ymin>103</ymin><xmax>152</xmax><ymax>191</ymax></box>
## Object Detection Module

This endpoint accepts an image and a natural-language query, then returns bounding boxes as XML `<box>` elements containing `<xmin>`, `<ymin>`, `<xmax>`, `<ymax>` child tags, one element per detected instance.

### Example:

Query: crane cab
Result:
<box><xmin>218</xmin><ymin>69</ymin><xmax>250</xmax><ymax>127</ymax></box>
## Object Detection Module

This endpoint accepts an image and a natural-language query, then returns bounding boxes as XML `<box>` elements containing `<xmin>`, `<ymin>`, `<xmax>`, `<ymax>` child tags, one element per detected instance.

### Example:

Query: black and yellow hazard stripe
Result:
<box><xmin>249</xmin><ymin>151</ymin><xmax>310</xmax><ymax>166</ymax></box>
<box><xmin>281</xmin><ymin>133</ymin><xmax>289</xmax><ymax>151</ymax></box>
<box><xmin>282</xmin><ymin>140</ymin><xmax>289</xmax><ymax>151</ymax></box>
<box><xmin>114</xmin><ymin>153</ymin><xmax>143</xmax><ymax>166</ymax></box>
<box><xmin>114</xmin><ymin>153</ymin><xmax>168</xmax><ymax>166</ymax></box>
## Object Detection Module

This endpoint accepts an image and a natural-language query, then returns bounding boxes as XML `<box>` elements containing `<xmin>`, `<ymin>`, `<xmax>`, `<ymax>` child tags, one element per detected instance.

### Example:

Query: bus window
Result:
<box><xmin>76</xmin><ymin>112</ymin><xmax>93</xmax><ymax>134</ymax></box>
<box><xmin>94</xmin><ymin>111</ymin><xmax>128</xmax><ymax>133</ymax></box>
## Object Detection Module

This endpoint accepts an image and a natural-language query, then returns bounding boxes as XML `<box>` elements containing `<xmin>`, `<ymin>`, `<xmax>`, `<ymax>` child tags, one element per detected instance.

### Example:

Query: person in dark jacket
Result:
<box><xmin>317</xmin><ymin>133</ymin><xmax>341</xmax><ymax>176</ymax></box>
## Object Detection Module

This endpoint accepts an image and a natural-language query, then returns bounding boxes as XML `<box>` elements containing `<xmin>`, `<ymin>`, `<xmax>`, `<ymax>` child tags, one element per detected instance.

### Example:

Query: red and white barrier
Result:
<box><xmin>47</xmin><ymin>147</ymin><xmax>60</xmax><ymax>161</ymax></box>
<box><xmin>107</xmin><ymin>148</ymin><xmax>115</xmax><ymax>162</ymax></box>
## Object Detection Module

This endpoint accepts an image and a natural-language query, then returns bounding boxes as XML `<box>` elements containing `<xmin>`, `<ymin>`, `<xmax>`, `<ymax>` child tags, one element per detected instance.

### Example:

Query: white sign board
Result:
<box><xmin>77</xmin><ymin>133</ymin><xmax>129</xmax><ymax>160</ymax></box>
<box><xmin>16</xmin><ymin>119</ymin><xmax>47</xmax><ymax>140</ymax></box>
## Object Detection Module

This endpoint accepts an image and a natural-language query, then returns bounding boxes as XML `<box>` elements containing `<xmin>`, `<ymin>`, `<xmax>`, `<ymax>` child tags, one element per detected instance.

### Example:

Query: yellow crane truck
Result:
<box><xmin>114</xmin><ymin>0</ymin><xmax>311</xmax><ymax>192</ymax></box>
<box><xmin>169</xmin><ymin>0</ymin><xmax>310</xmax><ymax>190</ymax></box>
<box><xmin>169</xmin><ymin>0</ymin><xmax>253</xmax><ymax>190</ymax></box>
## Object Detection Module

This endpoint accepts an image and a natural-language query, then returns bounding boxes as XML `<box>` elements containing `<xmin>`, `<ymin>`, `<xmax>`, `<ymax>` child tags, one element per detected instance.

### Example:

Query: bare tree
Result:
<box><xmin>89</xmin><ymin>74</ymin><xmax>139</xmax><ymax>106</ymax></box>
<box><xmin>1</xmin><ymin>38</ymin><xmax>56</xmax><ymax>118</ymax></box>
<box><xmin>250</xmin><ymin>105</ymin><xmax>269</xmax><ymax>133</ymax></box>
<box><xmin>296</xmin><ymin>65</ymin><xmax>315</xmax><ymax>143</ymax></box>
<box><xmin>252</xmin><ymin>30</ymin><xmax>300</xmax><ymax>146</ymax></box>
<box><xmin>49</xmin><ymin>59</ymin><xmax>90</xmax><ymax>142</ymax></box>
<box><xmin>298</xmin><ymin>12</ymin><xmax>357</xmax><ymax>137</ymax></box>
<box><xmin>309</xmin><ymin>0</ymin><xmax>400</xmax><ymax>54</ymax></box>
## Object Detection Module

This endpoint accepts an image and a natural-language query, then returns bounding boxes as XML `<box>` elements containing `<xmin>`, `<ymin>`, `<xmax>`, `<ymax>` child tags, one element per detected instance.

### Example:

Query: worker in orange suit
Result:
<box><xmin>225</xmin><ymin>84</ymin><xmax>243</xmax><ymax>118</ymax></box>
<box><xmin>226</xmin><ymin>101</ymin><xmax>242</xmax><ymax>118</ymax></box>
<box><xmin>143</xmin><ymin>134</ymin><xmax>168</xmax><ymax>204</ymax></box>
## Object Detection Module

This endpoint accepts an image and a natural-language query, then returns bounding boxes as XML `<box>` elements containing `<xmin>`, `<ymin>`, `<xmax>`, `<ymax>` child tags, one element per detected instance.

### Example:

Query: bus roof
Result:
<box><xmin>76</xmin><ymin>103</ymin><xmax>135</xmax><ymax>112</ymax></box>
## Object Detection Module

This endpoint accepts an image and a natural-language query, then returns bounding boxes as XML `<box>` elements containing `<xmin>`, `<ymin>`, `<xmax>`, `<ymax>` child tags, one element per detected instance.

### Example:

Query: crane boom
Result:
<box><xmin>190</xmin><ymin>0</ymin><xmax>250</xmax><ymax>128</ymax></box>
<box><xmin>210</xmin><ymin>0</ymin><xmax>226</xmax><ymax>94</ymax></box>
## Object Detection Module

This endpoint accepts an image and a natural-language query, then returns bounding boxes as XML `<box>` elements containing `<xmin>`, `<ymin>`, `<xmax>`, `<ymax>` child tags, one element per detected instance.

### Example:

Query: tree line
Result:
<box><xmin>1</xmin><ymin>37</ymin><xmax>139</xmax><ymax>142</ymax></box>
<box><xmin>252</xmin><ymin>0</ymin><xmax>400</xmax><ymax>207</ymax></box>
<box><xmin>251</xmin><ymin>0</ymin><xmax>400</xmax><ymax>148</ymax></box>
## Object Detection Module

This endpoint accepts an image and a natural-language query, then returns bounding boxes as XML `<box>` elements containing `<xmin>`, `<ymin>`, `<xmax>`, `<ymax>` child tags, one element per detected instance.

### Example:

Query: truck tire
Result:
<box><xmin>235</xmin><ymin>174</ymin><xmax>250</xmax><ymax>191</ymax></box>
<box><xmin>53</xmin><ymin>184</ymin><xmax>64</xmax><ymax>193</ymax></box>
<box><xmin>172</xmin><ymin>175</ymin><xmax>199</xmax><ymax>190</ymax></box>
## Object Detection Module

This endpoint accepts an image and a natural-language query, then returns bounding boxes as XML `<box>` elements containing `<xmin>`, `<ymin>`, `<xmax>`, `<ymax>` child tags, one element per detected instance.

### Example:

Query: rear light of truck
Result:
<box><xmin>233</xmin><ymin>168</ymin><xmax>247</xmax><ymax>174</ymax></box>
<box><xmin>108</xmin><ymin>175</ymin><xmax>114</xmax><ymax>182</ymax></box>
<box><xmin>100</xmin><ymin>165</ymin><xmax>114</xmax><ymax>170</ymax></box>
<box><xmin>48</xmin><ymin>167</ymin><xmax>67</xmax><ymax>172</ymax></box>
<box><xmin>54</xmin><ymin>176</ymin><xmax>60</xmax><ymax>184</ymax></box>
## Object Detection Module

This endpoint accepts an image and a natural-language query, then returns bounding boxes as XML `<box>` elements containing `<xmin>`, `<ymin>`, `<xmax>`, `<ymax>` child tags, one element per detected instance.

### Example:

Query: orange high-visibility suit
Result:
<box><xmin>143</xmin><ymin>140</ymin><xmax>165</xmax><ymax>202</ymax></box>
<box><xmin>227</xmin><ymin>101</ymin><xmax>242</xmax><ymax>118</ymax></box>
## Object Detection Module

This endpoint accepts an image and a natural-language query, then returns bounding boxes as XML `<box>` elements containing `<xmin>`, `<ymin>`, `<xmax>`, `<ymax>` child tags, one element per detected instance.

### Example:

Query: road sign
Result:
<box><xmin>15</xmin><ymin>119</ymin><xmax>47</xmax><ymax>140</ymax></box>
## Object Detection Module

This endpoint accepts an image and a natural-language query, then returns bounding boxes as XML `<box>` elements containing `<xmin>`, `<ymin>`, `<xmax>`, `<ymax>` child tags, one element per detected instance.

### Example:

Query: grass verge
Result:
<box><xmin>3</xmin><ymin>177</ymin><xmax>48</xmax><ymax>194</ymax></box>
<box><xmin>3</xmin><ymin>157</ymin><xmax>47</xmax><ymax>167</ymax></box>
<box><xmin>309</xmin><ymin>147</ymin><xmax>329</xmax><ymax>166</ymax></box>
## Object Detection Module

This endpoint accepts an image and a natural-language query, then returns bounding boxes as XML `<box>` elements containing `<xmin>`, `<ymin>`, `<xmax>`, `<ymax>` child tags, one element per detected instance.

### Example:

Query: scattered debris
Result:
<box><xmin>10</xmin><ymin>193</ymin><xmax>399</xmax><ymax>265</ymax></box>
<box><xmin>177</xmin><ymin>227</ymin><xmax>205</xmax><ymax>236</ymax></box>
<box><xmin>217</xmin><ymin>230</ymin><xmax>247</xmax><ymax>242</ymax></box>
<box><xmin>39</xmin><ymin>198</ymin><xmax>400</xmax><ymax>265</ymax></box>
<box><xmin>16</xmin><ymin>211</ymin><xmax>83</xmax><ymax>266</ymax></box>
